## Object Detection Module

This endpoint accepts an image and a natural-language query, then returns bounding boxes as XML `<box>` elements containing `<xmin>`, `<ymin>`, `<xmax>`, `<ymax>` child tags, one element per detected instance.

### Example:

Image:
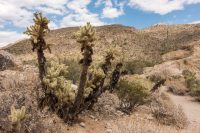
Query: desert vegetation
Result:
<box><xmin>182</xmin><ymin>70</ymin><xmax>200</xmax><ymax>101</ymax></box>
<box><xmin>1</xmin><ymin>11</ymin><xmax>200</xmax><ymax>133</ymax></box>
<box><xmin>23</xmin><ymin>13</ymin><xmax>127</xmax><ymax>124</ymax></box>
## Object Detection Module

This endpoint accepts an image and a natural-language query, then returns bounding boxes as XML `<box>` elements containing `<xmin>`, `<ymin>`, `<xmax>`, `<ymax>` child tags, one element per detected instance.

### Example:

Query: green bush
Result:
<box><xmin>182</xmin><ymin>70</ymin><xmax>200</xmax><ymax>98</ymax></box>
<box><xmin>124</xmin><ymin>60</ymin><xmax>155</xmax><ymax>74</ymax></box>
<box><xmin>147</xmin><ymin>75</ymin><xmax>162</xmax><ymax>83</ymax></box>
<box><xmin>116</xmin><ymin>77</ymin><xmax>151</xmax><ymax>113</ymax></box>
<box><xmin>59</xmin><ymin>57</ymin><xmax>81</xmax><ymax>84</ymax></box>
<box><xmin>182</xmin><ymin>70</ymin><xmax>196</xmax><ymax>89</ymax></box>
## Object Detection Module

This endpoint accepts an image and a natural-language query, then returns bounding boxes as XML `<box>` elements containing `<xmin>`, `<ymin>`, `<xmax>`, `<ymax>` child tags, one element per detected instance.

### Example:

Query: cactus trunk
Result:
<box><xmin>37</xmin><ymin>46</ymin><xmax>46</xmax><ymax>87</ymax></box>
<box><xmin>73</xmin><ymin>65</ymin><xmax>89</xmax><ymax>112</ymax></box>
<box><xmin>71</xmin><ymin>47</ymin><xmax>91</xmax><ymax>118</ymax></box>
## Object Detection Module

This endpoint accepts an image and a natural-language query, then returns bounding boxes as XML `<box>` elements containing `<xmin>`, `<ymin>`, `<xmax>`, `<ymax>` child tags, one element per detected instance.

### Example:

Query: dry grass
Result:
<box><xmin>167</xmin><ymin>78</ymin><xmax>189</xmax><ymax>95</ymax></box>
<box><xmin>150</xmin><ymin>92</ymin><xmax>188</xmax><ymax>129</ymax></box>
<box><xmin>113</xmin><ymin>115</ymin><xmax>187</xmax><ymax>133</ymax></box>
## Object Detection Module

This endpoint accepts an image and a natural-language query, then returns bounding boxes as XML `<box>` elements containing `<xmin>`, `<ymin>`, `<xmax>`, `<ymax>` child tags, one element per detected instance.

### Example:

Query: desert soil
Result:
<box><xmin>167</xmin><ymin>91</ymin><xmax>200</xmax><ymax>131</ymax></box>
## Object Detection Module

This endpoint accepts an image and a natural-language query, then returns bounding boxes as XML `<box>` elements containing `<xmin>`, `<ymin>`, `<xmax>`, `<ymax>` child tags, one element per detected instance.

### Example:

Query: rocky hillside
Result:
<box><xmin>1</xmin><ymin>25</ymin><xmax>200</xmax><ymax>61</ymax></box>
<box><xmin>3</xmin><ymin>24</ymin><xmax>200</xmax><ymax>63</ymax></box>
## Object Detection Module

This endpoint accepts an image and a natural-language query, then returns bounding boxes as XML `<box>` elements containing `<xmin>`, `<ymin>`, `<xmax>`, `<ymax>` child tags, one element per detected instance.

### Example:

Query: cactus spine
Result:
<box><xmin>24</xmin><ymin>12</ymin><xmax>50</xmax><ymax>91</ymax></box>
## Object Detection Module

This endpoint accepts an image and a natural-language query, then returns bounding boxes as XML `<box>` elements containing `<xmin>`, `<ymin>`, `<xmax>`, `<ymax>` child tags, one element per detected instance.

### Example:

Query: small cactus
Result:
<box><xmin>8</xmin><ymin>106</ymin><xmax>26</xmax><ymax>132</ymax></box>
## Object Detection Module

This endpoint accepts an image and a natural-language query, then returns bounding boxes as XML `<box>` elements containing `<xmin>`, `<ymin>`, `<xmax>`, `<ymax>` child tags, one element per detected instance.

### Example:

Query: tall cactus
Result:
<box><xmin>24</xmin><ymin>12</ymin><xmax>51</xmax><ymax>91</ymax></box>
<box><xmin>71</xmin><ymin>23</ymin><xmax>96</xmax><ymax>117</ymax></box>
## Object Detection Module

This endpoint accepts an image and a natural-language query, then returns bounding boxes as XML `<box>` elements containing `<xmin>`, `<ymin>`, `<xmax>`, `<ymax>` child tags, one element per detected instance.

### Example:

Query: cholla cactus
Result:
<box><xmin>43</xmin><ymin>60</ymin><xmax>76</xmax><ymax>105</ymax></box>
<box><xmin>72</xmin><ymin>23</ymin><xmax>96</xmax><ymax>116</ymax></box>
<box><xmin>109</xmin><ymin>63</ymin><xmax>123</xmax><ymax>92</ymax></box>
<box><xmin>24</xmin><ymin>12</ymin><xmax>51</xmax><ymax>91</ymax></box>
<box><xmin>102</xmin><ymin>50</ymin><xmax>115</xmax><ymax>75</ymax></box>
<box><xmin>89</xmin><ymin>66</ymin><xmax>105</xmax><ymax>86</ymax></box>
<box><xmin>24</xmin><ymin>12</ymin><xmax>51</xmax><ymax>52</ymax></box>
<box><xmin>8</xmin><ymin>106</ymin><xmax>26</xmax><ymax>132</ymax></box>
<box><xmin>85</xmin><ymin>67</ymin><xmax>105</xmax><ymax>97</ymax></box>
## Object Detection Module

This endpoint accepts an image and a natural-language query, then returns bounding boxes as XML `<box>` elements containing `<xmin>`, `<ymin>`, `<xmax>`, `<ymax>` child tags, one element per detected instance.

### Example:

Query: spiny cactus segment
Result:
<box><xmin>24</xmin><ymin>12</ymin><xmax>51</xmax><ymax>53</ymax></box>
<box><xmin>8</xmin><ymin>106</ymin><xmax>26</xmax><ymax>132</ymax></box>
<box><xmin>43</xmin><ymin>60</ymin><xmax>76</xmax><ymax>104</ymax></box>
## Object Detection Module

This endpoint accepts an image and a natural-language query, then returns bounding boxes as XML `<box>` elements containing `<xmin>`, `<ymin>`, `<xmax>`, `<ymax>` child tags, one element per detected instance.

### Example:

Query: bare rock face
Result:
<box><xmin>0</xmin><ymin>50</ymin><xmax>22</xmax><ymax>71</ymax></box>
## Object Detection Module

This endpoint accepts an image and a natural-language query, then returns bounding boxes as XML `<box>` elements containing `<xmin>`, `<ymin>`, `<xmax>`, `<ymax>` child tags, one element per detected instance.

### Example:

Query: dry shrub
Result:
<box><xmin>151</xmin><ymin>92</ymin><xmax>188</xmax><ymax>129</ymax></box>
<box><xmin>114</xmin><ymin>115</ymin><xmax>187</xmax><ymax>133</ymax></box>
<box><xmin>167</xmin><ymin>79</ymin><xmax>188</xmax><ymax>95</ymax></box>
<box><xmin>86</xmin><ymin>91</ymin><xmax>121</xmax><ymax>119</ymax></box>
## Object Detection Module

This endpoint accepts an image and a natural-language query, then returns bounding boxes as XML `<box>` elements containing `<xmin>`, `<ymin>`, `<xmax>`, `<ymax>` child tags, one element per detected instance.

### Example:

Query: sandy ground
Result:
<box><xmin>167</xmin><ymin>92</ymin><xmax>200</xmax><ymax>132</ymax></box>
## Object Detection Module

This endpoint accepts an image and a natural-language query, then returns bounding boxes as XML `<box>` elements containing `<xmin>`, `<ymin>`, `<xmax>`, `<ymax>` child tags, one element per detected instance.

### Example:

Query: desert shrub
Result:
<box><xmin>182</xmin><ymin>70</ymin><xmax>200</xmax><ymax>97</ymax></box>
<box><xmin>167</xmin><ymin>79</ymin><xmax>188</xmax><ymax>96</ymax></box>
<box><xmin>59</xmin><ymin>57</ymin><xmax>81</xmax><ymax>84</ymax></box>
<box><xmin>124</xmin><ymin>59</ymin><xmax>155</xmax><ymax>74</ymax></box>
<box><xmin>116</xmin><ymin>77</ymin><xmax>151</xmax><ymax>113</ymax></box>
<box><xmin>182</xmin><ymin>70</ymin><xmax>196</xmax><ymax>89</ymax></box>
<box><xmin>147</xmin><ymin>74</ymin><xmax>163</xmax><ymax>83</ymax></box>
<box><xmin>151</xmin><ymin>93</ymin><xmax>188</xmax><ymax>129</ymax></box>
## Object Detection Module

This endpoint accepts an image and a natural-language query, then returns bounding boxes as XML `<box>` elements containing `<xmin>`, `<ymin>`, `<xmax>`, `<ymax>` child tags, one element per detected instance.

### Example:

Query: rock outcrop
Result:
<box><xmin>143</xmin><ymin>44</ymin><xmax>200</xmax><ymax>80</ymax></box>
<box><xmin>0</xmin><ymin>50</ymin><xmax>22</xmax><ymax>71</ymax></box>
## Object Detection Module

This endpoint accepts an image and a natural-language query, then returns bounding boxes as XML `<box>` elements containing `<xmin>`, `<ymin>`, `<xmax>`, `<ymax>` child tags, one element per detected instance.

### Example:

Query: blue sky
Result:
<box><xmin>0</xmin><ymin>0</ymin><xmax>200</xmax><ymax>47</ymax></box>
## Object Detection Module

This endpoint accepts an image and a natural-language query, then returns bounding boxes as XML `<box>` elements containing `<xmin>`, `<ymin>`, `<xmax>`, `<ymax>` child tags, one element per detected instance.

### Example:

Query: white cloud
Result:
<box><xmin>0</xmin><ymin>0</ymin><xmax>70</xmax><ymax>28</ymax></box>
<box><xmin>0</xmin><ymin>1</ymin><xmax>33</xmax><ymax>28</ymax></box>
<box><xmin>0</xmin><ymin>0</ymin><xmax>106</xmax><ymax>47</ymax></box>
<box><xmin>61</xmin><ymin>0</ymin><xmax>105</xmax><ymax>27</ymax></box>
<box><xmin>0</xmin><ymin>31</ymin><xmax>26</xmax><ymax>47</ymax></box>
<box><xmin>190</xmin><ymin>20</ymin><xmax>200</xmax><ymax>24</ymax></box>
<box><xmin>60</xmin><ymin>13</ymin><xmax>105</xmax><ymax>27</ymax></box>
<box><xmin>96</xmin><ymin>0</ymin><xmax>125</xmax><ymax>18</ymax></box>
<box><xmin>67</xmin><ymin>0</ymin><xmax>91</xmax><ymax>14</ymax></box>
<box><xmin>128</xmin><ymin>0</ymin><xmax>200</xmax><ymax>15</ymax></box>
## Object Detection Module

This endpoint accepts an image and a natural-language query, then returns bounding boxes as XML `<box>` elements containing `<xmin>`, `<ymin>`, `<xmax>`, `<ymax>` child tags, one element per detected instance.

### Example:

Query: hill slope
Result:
<box><xmin>2</xmin><ymin>24</ymin><xmax>200</xmax><ymax>62</ymax></box>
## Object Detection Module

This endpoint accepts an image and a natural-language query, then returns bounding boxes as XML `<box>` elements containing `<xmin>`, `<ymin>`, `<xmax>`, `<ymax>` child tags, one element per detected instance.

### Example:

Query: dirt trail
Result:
<box><xmin>167</xmin><ymin>92</ymin><xmax>200</xmax><ymax>131</ymax></box>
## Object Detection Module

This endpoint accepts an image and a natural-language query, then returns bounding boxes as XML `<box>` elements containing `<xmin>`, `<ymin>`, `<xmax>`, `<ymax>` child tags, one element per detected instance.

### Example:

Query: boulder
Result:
<box><xmin>0</xmin><ymin>50</ymin><xmax>22</xmax><ymax>71</ymax></box>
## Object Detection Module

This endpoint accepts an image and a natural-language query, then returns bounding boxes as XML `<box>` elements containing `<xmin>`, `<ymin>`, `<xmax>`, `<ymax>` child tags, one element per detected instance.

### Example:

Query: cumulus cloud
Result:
<box><xmin>0</xmin><ymin>31</ymin><xmax>26</xmax><ymax>47</ymax></box>
<box><xmin>190</xmin><ymin>20</ymin><xmax>200</xmax><ymax>24</ymax></box>
<box><xmin>128</xmin><ymin>0</ymin><xmax>200</xmax><ymax>15</ymax></box>
<box><xmin>96</xmin><ymin>0</ymin><xmax>125</xmax><ymax>18</ymax></box>
<box><xmin>60</xmin><ymin>13</ymin><xmax>105</xmax><ymax>27</ymax></box>
<box><xmin>60</xmin><ymin>0</ymin><xmax>105</xmax><ymax>27</ymax></box>
<box><xmin>0</xmin><ymin>0</ymin><xmax>106</xmax><ymax>46</ymax></box>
